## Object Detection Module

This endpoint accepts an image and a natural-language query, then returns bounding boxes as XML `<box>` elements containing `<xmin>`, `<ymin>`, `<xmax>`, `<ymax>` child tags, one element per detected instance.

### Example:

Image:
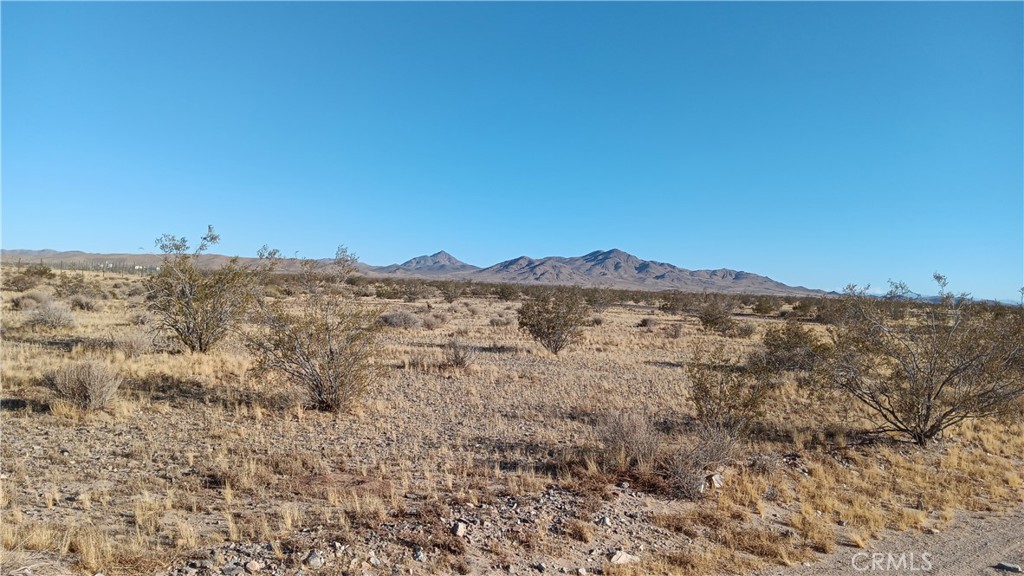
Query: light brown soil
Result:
<box><xmin>758</xmin><ymin>506</ymin><xmax>1024</xmax><ymax>576</ymax></box>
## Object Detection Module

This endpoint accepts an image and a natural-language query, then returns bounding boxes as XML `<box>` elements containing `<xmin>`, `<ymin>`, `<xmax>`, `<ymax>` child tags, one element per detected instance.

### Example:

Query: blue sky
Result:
<box><xmin>2</xmin><ymin>2</ymin><xmax>1021</xmax><ymax>300</ymax></box>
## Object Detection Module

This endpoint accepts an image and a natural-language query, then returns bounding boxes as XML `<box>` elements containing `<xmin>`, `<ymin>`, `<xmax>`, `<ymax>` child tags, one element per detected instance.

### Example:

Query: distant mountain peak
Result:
<box><xmin>388</xmin><ymin>251</ymin><xmax>479</xmax><ymax>275</ymax></box>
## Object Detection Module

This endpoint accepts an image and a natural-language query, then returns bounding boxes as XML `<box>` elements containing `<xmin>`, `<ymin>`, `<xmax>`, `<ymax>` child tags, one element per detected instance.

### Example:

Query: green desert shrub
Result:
<box><xmin>517</xmin><ymin>285</ymin><xmax>591</xmax><ymax>355</ymax></box>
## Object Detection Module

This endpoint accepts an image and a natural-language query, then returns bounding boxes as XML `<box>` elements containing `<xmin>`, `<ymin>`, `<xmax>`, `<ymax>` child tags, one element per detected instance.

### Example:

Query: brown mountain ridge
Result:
<box><xmin>3</xmin><ymin>248</ymin><xmax>822</xmax><ymax>296</ymax></box>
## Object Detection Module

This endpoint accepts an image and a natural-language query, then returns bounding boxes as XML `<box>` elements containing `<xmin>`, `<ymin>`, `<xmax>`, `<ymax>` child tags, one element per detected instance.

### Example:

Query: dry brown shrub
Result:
<box><xmin>597</xmin><ymin>412</ymin><xmax>661</xmax><ymax>471</ymax></box>
<box><xmin>45</xmin><ymin>361</ymin><xmax>123</xmax><ymax>411</ymax></box>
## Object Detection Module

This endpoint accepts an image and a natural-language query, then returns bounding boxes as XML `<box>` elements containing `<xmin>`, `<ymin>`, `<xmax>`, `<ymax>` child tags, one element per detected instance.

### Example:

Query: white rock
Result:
<box><xmin>608</xmin><ymin>551</ymin><xmax>639</xmax><ymax>565</ymax></box>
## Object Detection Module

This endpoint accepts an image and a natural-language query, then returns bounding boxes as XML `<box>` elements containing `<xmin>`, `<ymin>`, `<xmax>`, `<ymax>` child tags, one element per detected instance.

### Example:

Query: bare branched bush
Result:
<box><xmin>245</xmin><ymin>250</ymin><xmax>383</xmax><ymax>413</ymax></box>
<box><xmin>145</xmin><ymin>226</ymin><xmax>258</xmax><ymax>353</ymax></box>
<box><xmin>597</xmin><ymin>412</ymin><xmax>662</xmax><ymax>471</ymax></box>
<box><xmin>822</xmin><ymin>275</ymin><xmax>1024</xmax><ymax>445</ymax></box>
<box><xmin>443</xmin><ymin>338</ymin><xmax>475</xmax><ymax>369</ymax></box>
<box><xmin>46</xmin><ymin>361</ymin><xmax>123</xmax><ymax>411</ymax></box>
<box><xmin>517</xmin><ymin>285</ymin><xmax>591</xmax><ymax>355</ymax></box>
<box><xmin>666</xmin><ymin>424</ymin><xmax>740</xmax><ymax>500</ymax></box>
<box><xmin>26</xmin><ymin>302</ymin><xmax>76</xmax><ymax>330</ymax></box>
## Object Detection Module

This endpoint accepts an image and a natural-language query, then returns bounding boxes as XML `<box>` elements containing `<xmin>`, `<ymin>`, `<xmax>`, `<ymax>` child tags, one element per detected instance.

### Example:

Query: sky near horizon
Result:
<box><xmin>2</xmin><ymin>2</ymin><xmax>1022</xmax><ymax>301</ymax></box>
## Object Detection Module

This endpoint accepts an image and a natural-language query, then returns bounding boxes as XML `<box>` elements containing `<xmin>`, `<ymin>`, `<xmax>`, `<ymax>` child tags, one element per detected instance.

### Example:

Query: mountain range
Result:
<box><xmin>2</xmin><ymin>248</ymin><xmax>823</xmax><ymax>295</ymax></box>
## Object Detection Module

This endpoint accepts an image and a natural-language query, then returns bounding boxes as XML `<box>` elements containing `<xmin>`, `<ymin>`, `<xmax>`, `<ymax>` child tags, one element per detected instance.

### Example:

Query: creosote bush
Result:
<box><xmin>4</xmin><ymin>263</ymin><xmax>54</xmax><ymax>292</ymax></box>
<box><xmin>46</xmin><ymin>361</ymin><xmax>123</xmax><ymax>411</ymax></box>
<box><xmin>145</xmin><ymin>226</ymin><xmax>258</xmax><ymax>353</ymax></box>
<box><xmin>757</xmin><ymin>321</ymin><xmax>831</xmax><ymax>372</ymax></box>
<box><xmin>245</xmin><ymin>250</ymin><xmax>383</xmax><ymax>413</ymax></box>
<box><xmin>697</xmin><ymin>298</ymin><xmax>735</xmax><ymax>334</ymax></box>
<box><xmin>686</xmin><ymin>341</ymin><xmax>774</xmax><ymax>432</ymax></box>
<box><xmin>823</xmin><ymin>275</ymin><xmax>1024</xmax><ymax>446</ymax></box>
<box><xmin>517</xmin><ymin>285</ymin><xmax>591</xmax><ymax>355</ymax></box>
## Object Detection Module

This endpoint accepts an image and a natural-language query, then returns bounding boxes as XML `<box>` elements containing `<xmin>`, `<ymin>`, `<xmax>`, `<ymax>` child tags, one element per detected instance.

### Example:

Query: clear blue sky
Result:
<box><xmin>3</xmin><ymin>2</ymin><xmax>1021</xmax><ymax>300</ymax></box>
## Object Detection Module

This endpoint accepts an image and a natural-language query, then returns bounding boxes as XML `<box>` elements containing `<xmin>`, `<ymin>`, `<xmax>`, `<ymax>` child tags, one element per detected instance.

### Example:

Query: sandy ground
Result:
<box><xmin>758</xmin><ymin>506</ymin><xmax>1024</xmax><ymax>576</ymax></box>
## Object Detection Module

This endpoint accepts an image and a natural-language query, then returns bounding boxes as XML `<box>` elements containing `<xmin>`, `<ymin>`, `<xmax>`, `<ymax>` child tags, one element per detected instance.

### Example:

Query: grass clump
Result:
<box><xmin>45</xmin><ymin>361</ymin><xmax>123</xmax><ymax>411</ymax></box>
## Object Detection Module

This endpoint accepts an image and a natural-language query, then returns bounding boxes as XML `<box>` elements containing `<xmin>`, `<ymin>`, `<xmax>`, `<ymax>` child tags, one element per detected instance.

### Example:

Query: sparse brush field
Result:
<box><xmin>1</xmin><ymin>268</ymin><xmax>1022</xmax><ymax>576</ymax></box>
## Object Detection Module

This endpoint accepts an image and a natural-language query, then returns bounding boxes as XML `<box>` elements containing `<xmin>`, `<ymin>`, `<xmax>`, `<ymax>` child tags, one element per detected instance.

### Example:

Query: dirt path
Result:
<box><xmin>757</xmin><ymin>506</ymin><xmax>1024</xmax><ymax>576</ymax></box>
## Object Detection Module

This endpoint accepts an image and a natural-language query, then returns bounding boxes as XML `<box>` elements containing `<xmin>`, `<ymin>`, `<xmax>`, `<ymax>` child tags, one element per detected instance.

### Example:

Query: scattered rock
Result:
<box><xmin>243</xmin><ymin>559</ymin><xmax>262</xmax><ymax>573</ymax></box>
<box><xmin>452</xmin><ymin>521</ymin><xmax>469</xmax><ymax>537</ymax></box>
<box><xmin>304</xmin><ymin>550</ymin><xmax>326</xmax><ymax>569</ymax></box>
<box><xmin>597</xmin><ymin>516</ymin><xmax>611</xmax><ymax>527</ymax></box>
<box><xmin>221</xmin><ymin>567</ymin><xmax>244</xmax><ymax>576</ymax></box>
<box><xmin>608</xmin><ymin>551</ymin><xmax>639</xmax><ymax>565</ymax></box>
<box><xmin>413</xmin><ymin>546</ymin><xmax>426</xmax><ymax>562</ymax></box>
<box><xmin>995</xmin><ymin>563</ymin><xmax>1023</xmax><ymax>573</ymax></box>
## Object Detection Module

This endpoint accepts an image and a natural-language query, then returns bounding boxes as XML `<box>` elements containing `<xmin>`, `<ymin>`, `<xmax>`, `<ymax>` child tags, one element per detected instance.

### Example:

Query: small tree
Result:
<box><xmin>517</xmin><ymin>285</ymin><xmax>591</xmax><ymax>355</ymax></box>
<box><xmin>145</xmin><ymin>226</ymin><xmax>256</xmax><ymax>353</ymax></box>
<box><xmin>824</xmin><ymin>275</ymin><xmax>1024</xmax><ymax>445</ymax></box>
<box><xmin>245</xmin><ymin>248</ymin><xmax>383</xmax><ymax>413</ymax></box>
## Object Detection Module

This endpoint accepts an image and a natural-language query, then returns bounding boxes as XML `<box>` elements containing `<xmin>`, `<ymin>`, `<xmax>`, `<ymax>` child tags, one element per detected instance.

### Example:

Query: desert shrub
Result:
<box><xmin>517</xmin><ymin>285</ymin><xmax>591</xmax><ymax>355</ymax></box>
<box><xmin>145</xmin><ymin>226</ymin><xmax>258</xmax><ymax>353</ymax></box>
<box><xmin>752</xmin><ymin>297</ymin><xmax>780</xmax><ymax>316</ymax></box>
<box><xmin>115</xmin><ymin>329</ymin><xmax>153</xmax><ymax>358</ymax></box>
<box><xmin>727</xmin><ymin>321</ymin><xmax>756</xmax><ymax>339</ymax></box>
<box><xmin>666</xmin><ymin>424</ymin><xmax>740</xmax><ymax>500</ymax></box>
<box><xmin>4</xmin><ymin>263</ymin><xmax>54</xmax><ymax>292</ymax></box>
<box><xmin>697</xmin><ymin>298</ymin><xmax>735</xmax><ymax>334</ymax></box>
<box><xmin>45</xmin><ymin>361</ymin><xmax>123</xmax><ymax>411</ymax></box>
<box><xmin>493</xmin><ymin>284</ymin><xmax>520</xmax><ymax>302</ymax></box>
<box><xmin>380</xmin><ymin>310</ymin><xmax>420</xmax><ymax>329</ymax></box>
<box><xmin>443</xmin><ymin>338</ymin><xmax>475</xmax><ymax>369</ymax></box>
<box><xmin>667</xmin><ymin>323</ymin><xmax>685</xmax><ymax>339</ymax></box>
<box><xmin>659</xmin><ymin>291</ymin><xmax>695</xmax><ymax>315</ymax></box>
<box><xmin>686</xmin><ymin>342</ymin><xmax>774</xmax><ymax>432</ymax></box>
<box><xmin>638</xmin><ymin>317</ymin><xmax>659</xmax><ymax>329</ymax></box>
<box><xmin>403</xmin><ymin>282</ymin><xmax>429</xmax><ymax>302</ymax></box>
<box><xmin>589</xmin><ymin>315</ymin><xmax>604</xmax><ymax>326</ymax></box>
<box><xmin>584</xmin><ymin>287</ymin><xmax>617</xmax><ymax>312</ymax></box>
<box><xmin>822</xmin><ymin>275</ymin><xmax>1024</xmax><ymax>445</ymax></box>
<box><xmin>438</xmin><ymin>280</ymin><xmax>464</xmax><ymax>304</ymax></box>
<box><xmin>54</xmin><ymin>273</ymin><xmax>101</xmax><ymax>298</ymax></box>
<box><xmin>373</xmin><ymin>283</ymin><xmax>403</xmax><ymax>300</ymax></box>
<box><xmin>26</xmin><ymin>302</ymin><xmax>76</xmax><ymax>330</ymax></box>
<box><xmin>422</xmin><ymin>312</ymin><xmax>448</xmax><ymax>331</ymax></box>
<box><xmin>245</xmin><ymin>252</ymin><xmax>383</xmax><ymax>413</ymax></box>
<box><xmin>757</xmin><ymin>321</ymin><xmax>830</xmax><ymax>372</ymax></box>
<box><xmin>11</xmin><ymin>290</ymin><xmax>51</xmax><ymax>311</ymax></box>
<box><xmin>597</xmin><ymin>412</ymin><xmax>661</xmax><ymax>471</ymax></box>
<box><xmin>69</xmin><ymin>294</ymin><xmax>99</xmax><ymax>312</ymax></box>
<box><xmin>489</xmin><ymin>316</ymin><xmax>514</xmax><ymax>327</ymax></box>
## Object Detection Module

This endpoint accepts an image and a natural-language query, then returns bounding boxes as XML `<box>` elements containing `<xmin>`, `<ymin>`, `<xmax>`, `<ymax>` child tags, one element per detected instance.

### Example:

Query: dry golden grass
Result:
<box><xmin>1</xmin><ymin>269</ymin><xmax>1021</xmax><ymax>574</ymax></box>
